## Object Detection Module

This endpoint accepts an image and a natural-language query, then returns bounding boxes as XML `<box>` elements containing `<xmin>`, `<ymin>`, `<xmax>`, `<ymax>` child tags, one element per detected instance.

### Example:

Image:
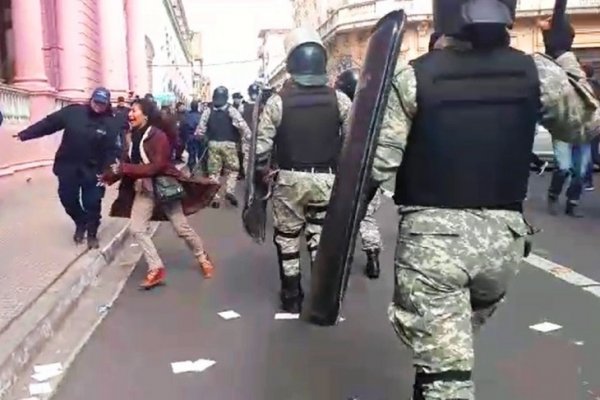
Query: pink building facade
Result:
<box><xmin>0</xmin><ymin>0</ymin><xmax>150</xmax><ymax>176</ymax></box>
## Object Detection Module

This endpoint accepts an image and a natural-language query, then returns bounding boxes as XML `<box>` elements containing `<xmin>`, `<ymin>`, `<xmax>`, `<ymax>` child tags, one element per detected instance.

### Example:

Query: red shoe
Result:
<box><xmin>199</xmin><ymin>253</ymin><xmax>214</xmax><ymax>279</ymax></box>
<box><xmin>140</xmin><ymin>268</ymin><xmax>166</xmax><ymax>290</ymax></box>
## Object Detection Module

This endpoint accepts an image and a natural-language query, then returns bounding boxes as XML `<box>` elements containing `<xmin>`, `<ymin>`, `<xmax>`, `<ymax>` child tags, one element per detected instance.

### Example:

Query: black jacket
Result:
<box><xmin>18</xmin><ymin>104</ymin><xmax>121</xmax><ymax>180</ymax></box>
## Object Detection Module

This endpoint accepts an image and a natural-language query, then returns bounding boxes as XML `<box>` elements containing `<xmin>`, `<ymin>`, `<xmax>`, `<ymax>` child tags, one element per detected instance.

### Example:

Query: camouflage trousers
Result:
<box><xmin>207</xmin><ymin>141</ymin><xmax>239</xmax><ymax>199</ymax></box>
<box><xmin>359</xmin><ymin>189</ymin><xmax>383</xmax><ymax>252</ymax></box>
<box><xmin>388</xmin><ymin>208</ymin><xmax>529</xmax><ymax>400</ymax></box>
<box><xmin>272</xmin><ymin>170</ymin><xmax>335</xmax><ymax>277</ymax></box>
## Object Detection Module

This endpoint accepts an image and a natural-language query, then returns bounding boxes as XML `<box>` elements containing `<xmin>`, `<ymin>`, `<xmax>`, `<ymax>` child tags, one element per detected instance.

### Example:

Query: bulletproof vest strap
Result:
<box><xmin>275</xmin><ymin>82</ymin><xmax>341</xmax><ymax>170</ymax></box>
<box><xmin>395</xmin><ymin>47</ymin><xmax>540</xmax><ymax>209</ymax></box>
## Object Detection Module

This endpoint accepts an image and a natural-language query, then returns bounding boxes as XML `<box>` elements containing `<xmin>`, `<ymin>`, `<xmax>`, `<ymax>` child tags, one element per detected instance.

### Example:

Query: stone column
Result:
<box><xmin>56</xmin><ymin>0</ymin><xmax>86</xmax><ymax>99</ymax></box>
<box><xmin>125</xmin><ymin>0</ymin><xmax>149</xmax><ymax>95</ymax></box>
<box><xmin>98</xmin><ymin>0</ymin><xmax>129</xmax><ymax>98</ymax></box>
<box><xmin>11</xmin><ymin>0</ymin><xmax>51</xmax><ymax>90</ymax></box>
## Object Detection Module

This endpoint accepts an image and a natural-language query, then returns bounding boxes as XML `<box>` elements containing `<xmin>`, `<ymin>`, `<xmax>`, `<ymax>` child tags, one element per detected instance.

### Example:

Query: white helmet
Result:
<box><xmin>284</xmin><ymin>27</ymin><xmax>325</xmax><ymax>59</ymax></box>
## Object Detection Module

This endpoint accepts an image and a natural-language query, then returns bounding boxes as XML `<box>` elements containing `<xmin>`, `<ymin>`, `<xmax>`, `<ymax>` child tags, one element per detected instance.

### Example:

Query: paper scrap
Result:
<box><xmin>572</xmin><ymin>340</ymin><xmax>585</xmax><ymax>346</ymax></box>
<box><xmin>171</xmin><ymin>359</ymin><xmax>216</xmax><ymax>374</ymax></box>
<box><xmin>29</xmin><ymin>383</ymin><xmax>52</xmax><ymax>396</ymax></box>
<box><xmin>193</xmin><ymin>359</ymin><xmax>216</xmax><ymax>372</ymax></box>
<box><xmin>339</xmin><ymin>317</ymin><xmax>346</xmax><ymax>322</ymax></box>
<box><xmin>529</xmin><ymin>322</ymin><xmax>562</xmax><ymax>333</ymax></box>
<box><xmin>274</xmin><ymin>313</ymin><xmax>300</xmax><ymax>320</ymax></box>
<box><xmin>33</xmin><ymin>363</ymin><xmax>62</xmax><ymax>375</ymax></box>
<box><xmin>31</xmin><ymin>368</ymin><xmax>62</xmax><ymax>382</ymax></box>
<box><xmin>171</xmin><ymin>361</ymin><xmax>195</xmax><ymax>374</ymax></box>
<box><xmin>218</xmin><ymin>310</ymin><xmax>241</xmax><ymax>320</ymax></box>
<box><xmin>20</xmin><ymin>397</ymin><xmax>40</xmax><ymax>400</ymax></box>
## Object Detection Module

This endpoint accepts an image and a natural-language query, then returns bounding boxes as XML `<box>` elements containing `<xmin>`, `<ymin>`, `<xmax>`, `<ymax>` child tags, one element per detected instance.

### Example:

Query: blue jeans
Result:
<box><xmin>584</xmin><ymin>136</ymin><xmax>599</xmax><ymax>187</ymax></box>
<box><xmin>187</xmin><ymin>137</ymin><xmax>207</xmax><ymax>172</ymax></box>
<box><xmin>548</xmin><ymin>141</ymin><xmax>591</xmax><ymax>202</ymax></box>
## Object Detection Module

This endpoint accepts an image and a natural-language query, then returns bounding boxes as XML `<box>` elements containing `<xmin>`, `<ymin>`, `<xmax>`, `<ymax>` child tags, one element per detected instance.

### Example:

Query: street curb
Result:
<box><xmin>0</xmin><ymin>221</ymin><xmax>132</xmax><ymax>399</ymax></box>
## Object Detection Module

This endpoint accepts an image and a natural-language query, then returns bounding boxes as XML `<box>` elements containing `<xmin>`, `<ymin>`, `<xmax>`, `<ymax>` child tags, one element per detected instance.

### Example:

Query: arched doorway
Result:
<box><xmin>145</xmin><ymin>36</ymin><xmax>155</xmax><ymax>94</ymax></box>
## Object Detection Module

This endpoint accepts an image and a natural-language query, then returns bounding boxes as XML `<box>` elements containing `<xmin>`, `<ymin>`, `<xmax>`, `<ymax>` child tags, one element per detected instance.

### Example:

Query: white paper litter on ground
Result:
<box><xmin>192</xmin><ymin>359</ymin><xmax>216</xmax><ymax>372</ymax></box>
<box><xmin>31</xmin><ymin>368</ymin><xmax>62</xmax><ymax>382</ymax></box>
<box><xmin>171</xmin><ymin>359</ymin><xmax>215</xmax><ymax>374</ymax></box>
<box><xmin>274</xmin><ymin>313</ymin><xmax>300</xmax><ymax>320</ymax></box>
<box><xmin>529</xmin><ymin>322</ymin><xmax>562</xmax><ymax>333</ymax></box>
<box><xmin>218</xmin><ymin>310</ymin><xmax>241</xmax><ymax>320</ymax></box>
<box><xmin>29</xmin><ymin>383</ymin><xmax>52</xmax><ymax>395</ymax></box>
<box><xmin>33</xmin><ymin>363</ymin><xmax>62</xmax><ymax>375</ymax></box>
<box><xmin>171</xmin><ymin>361</ymin><xmax>196</xmax><ymax>374</ymax></box>
<box><xmin>339</xmin><ymin>317</ymin><xmax>346</xmax><ymax>322</ymax></box>
<box><xmin>20</xmin><ymin>397</ymin><xmax>40</xmax><ymax>400</ymax></box>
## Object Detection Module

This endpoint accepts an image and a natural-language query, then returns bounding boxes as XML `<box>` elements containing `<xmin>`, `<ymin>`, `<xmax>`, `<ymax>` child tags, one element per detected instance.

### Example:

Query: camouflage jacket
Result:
<box><xmin>372</xmin><ymin>40</ymin><xmax>600</xmax><ymax>232</ymax></box>
<box><xmin>373</xmin><ymin>43</ymin><xmax>600</xmax><ymax>185</ymax></box>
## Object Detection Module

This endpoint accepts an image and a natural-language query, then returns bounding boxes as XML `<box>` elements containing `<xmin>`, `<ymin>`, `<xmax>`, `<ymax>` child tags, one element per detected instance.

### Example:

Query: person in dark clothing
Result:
<box><xmin>181</xmin><ymin>100</ymin><xmax>204</xmax><ymax>172</ymax></box>
<box><xmin>16</xmin><ymin>87</ymin><xmax>121</xmax><ymax>249</ymax></box>
<box><xmin>174</xmin><ymin>101</ymin><xmax>187</xmax><ymax>162</ymax></box>
<box><xmin>114</xmin><ymin>96</ymin><xmax>130</xmax><ymax>148</ymax></box>
<box><xmin>0</xmin><ymin>109</ymin><xmax>3</xmax><ymax>126</ymax></box>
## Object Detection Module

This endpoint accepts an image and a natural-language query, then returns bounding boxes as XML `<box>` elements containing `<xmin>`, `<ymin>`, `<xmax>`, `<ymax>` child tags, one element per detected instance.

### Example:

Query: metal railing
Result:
<box><xmin>0</xmin><ymin>84</ymin><xmax>31</xmax><ymax>124</ymax></box>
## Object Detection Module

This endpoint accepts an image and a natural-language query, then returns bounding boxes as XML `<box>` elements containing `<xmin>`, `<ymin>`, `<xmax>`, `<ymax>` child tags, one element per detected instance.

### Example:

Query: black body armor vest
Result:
<box><xmin>394</xmin><ymin>47</ymin><xmax>541</xmax><ymax>209</ymax></box>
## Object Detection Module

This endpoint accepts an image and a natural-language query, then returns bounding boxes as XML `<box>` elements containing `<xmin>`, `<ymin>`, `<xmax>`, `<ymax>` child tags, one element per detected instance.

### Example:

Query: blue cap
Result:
<box><xmin>91</xmin><ymin>87</ymin><xmax>111</xmax><ymax>104</ymax></box>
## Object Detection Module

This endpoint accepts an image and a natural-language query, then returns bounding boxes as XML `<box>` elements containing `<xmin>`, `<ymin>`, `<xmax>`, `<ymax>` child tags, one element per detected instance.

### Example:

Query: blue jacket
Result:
<box><xmin>180</xmin><ymin>110</ymin><xmax>202</xmax><ymax>140</ymax></box>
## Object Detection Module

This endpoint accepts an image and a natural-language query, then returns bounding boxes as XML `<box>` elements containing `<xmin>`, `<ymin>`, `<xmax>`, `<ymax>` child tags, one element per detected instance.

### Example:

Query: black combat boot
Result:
<box><xmin>211</xmin><ymin>200</ymin><xmax>220</xmax><ymax>209</ymax></box>
<box><xmin>365</xmin><ymin>249</ymin><xmax>380</xmax><ymax>279</ymax></box>
<box><xmin>566</xmin><ymin>201</ymin><xmax>584</xmax><ymax>218</ymax></box>
<box><xmin>225</xmin><ymin>193</ymin><xmax>239</xmax><ymax>207</ymax></box>
<box><xmin>87</xmin><ymin>224</ymin><xmax>100</xmax><ymax>249</ymax></box>
<box><xmin>73</xmin><ymin>224</ymin><xmax>86</xmax><ymax>244</ymax></box>
<box><xmin>280</xmin><ymin>275</ymin><xmax>304</xmax><ymax>314</ymax></box>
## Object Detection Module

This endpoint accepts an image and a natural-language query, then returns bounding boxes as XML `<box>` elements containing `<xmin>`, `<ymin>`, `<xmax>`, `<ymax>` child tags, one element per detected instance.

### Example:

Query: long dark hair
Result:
<box><xmin>133</xmin><ymin>98</ymin><xmax>178</xmax><ymax>149</ymax></box>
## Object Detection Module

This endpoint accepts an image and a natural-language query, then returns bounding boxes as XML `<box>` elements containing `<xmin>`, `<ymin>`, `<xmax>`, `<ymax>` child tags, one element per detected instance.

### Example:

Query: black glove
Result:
<box><xmin>542</xmin><ymin>16</ymin><xmax>575</xmax><ymax>59</ymax></box>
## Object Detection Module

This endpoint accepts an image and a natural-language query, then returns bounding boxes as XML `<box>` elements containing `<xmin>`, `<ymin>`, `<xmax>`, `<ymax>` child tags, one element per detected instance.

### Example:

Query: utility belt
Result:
<box><xmin>280</xmin><ymin>166</ymin><xmax>336</xmax><ymax>174</ymax></box>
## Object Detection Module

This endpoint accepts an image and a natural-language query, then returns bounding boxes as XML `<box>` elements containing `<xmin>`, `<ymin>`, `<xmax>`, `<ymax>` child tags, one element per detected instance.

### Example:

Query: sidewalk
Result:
<box><xmin>0</xmin><ymin>167</ymin><xmax>127</xmax><ymax>333</ymax></box>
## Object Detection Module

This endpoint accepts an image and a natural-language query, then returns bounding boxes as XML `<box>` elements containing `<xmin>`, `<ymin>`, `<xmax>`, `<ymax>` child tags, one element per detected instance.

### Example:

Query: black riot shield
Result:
<box><xmin>303</xmin><ymin>9</ymin><xmax>407</xmax><ymax>326</ymax></box>
<box><xmin>242</xmin><ymin>91</ymin><xmax>269</xmax><ymax>243</ymax></box>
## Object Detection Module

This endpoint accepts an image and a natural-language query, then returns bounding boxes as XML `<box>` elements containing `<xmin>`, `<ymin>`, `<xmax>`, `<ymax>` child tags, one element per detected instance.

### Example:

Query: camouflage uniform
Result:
<box><xmin>195</xmin><ymin>106</ymin><xmax>251</xmax><ymax>200</ymax></box>
<box><xmin>373</xmin><ymin>39</ymin><xmax>600</xmax><ymax>400</ymax></box>
<box><xmin>359</xmin><ymin>188</ymin><xmax>383</xmax><ymax>252</ymax></box>
<box><xmin>256</xmin><ymin>90</ymin><xmax>352</xmax><ymax>277</ymax></box>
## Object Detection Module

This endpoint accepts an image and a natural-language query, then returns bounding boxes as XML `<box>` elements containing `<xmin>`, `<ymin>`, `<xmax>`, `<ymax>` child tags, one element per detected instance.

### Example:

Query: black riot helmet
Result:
<box><xmin>433</xmin><ymin>0</ymin><xmax>516</xmax><ymax>37</ymax></box>
<box><xmin>335</xmin><ymin>68</ymin><xmax>360</xmax><ymax>101</ymax></box>
<box><xmin>232</xmin><ymin>92</ymin><xmax>243</xmax><ymax>100</ymax></box>
<box><xmin>248</xmin><ymin>83</ymin><xmax>260</xmax><ymax>101</ymax></box>
<box><xmin>212</xmin><ymin>86</ymin><xmax>229</xmax><ymax>107</ymax></box>
<box><xmin>287</xmin><ymin>43</ymin><xmax>327</xmax><ymax>76</ymax></box>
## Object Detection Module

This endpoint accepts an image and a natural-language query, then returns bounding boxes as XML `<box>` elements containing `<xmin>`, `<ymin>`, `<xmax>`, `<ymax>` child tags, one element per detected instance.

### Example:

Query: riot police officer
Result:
<box><xmin>335</xmin><ymin>68</ymin><xmax>383</xmax><ymax>279</ymax></box>
<box><xmin>195</xmin><ymin>86</ymin><xmax>251</xmax><ymax>208</ymax></box>
<box><xmin>254</xmin><ymin>28</ymin><xmax>352</xmax><ymax>313</ymax></box>
<box><xmin>366</xmin><ymin>2</ymin><xmax>600</xmax><ymax>399</ymax></box>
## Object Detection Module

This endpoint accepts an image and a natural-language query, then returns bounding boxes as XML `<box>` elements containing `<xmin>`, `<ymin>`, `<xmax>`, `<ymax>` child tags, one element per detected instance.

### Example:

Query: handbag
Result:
<box><xmin>153</xmin><ymin>175</ymin><xmax>185</xmax><ymax>204</ymax></box>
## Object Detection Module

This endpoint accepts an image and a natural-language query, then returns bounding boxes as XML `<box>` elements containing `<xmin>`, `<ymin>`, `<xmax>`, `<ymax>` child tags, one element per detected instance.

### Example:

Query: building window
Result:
<box><xmin>0</xmin><ymin>0</ymin><xmax>14</xmax><ymax>83</ymax></box>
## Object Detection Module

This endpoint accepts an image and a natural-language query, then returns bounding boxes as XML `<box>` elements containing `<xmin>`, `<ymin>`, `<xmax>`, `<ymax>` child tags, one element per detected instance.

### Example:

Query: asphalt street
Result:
<box><xmin>54</xmin><ymin>173</ymin><xmax>600</xmax><ymax>400</ymax></box>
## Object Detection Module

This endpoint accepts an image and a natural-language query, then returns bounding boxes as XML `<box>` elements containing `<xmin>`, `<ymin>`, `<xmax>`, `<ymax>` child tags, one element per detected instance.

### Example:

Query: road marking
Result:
<box><xmin>525</xmin><ymin>254</ymin><xmax>600</xmax><ymax>298</ymax></box>
<box><xmin>529</xmin><ymin>321</ymin><xmax>562</xmax><ymax>333</ymax></box>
